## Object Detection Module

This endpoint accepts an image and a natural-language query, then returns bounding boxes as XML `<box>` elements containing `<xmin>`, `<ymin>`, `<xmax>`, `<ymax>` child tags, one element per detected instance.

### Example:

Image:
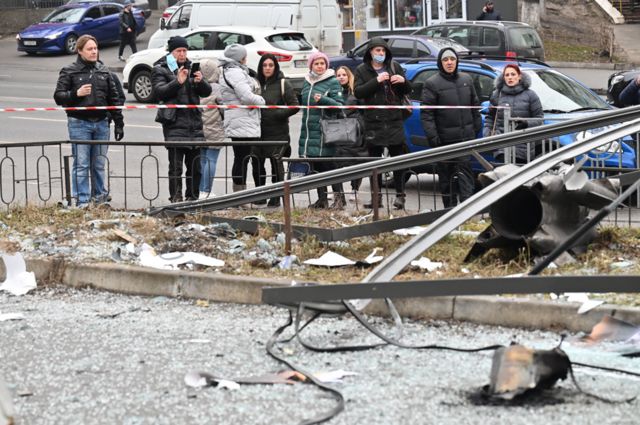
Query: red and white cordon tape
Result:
<box><xmin>0</xmin><ymin>103</ymin><xmax>501</xmax><ymax>113</ymax></box>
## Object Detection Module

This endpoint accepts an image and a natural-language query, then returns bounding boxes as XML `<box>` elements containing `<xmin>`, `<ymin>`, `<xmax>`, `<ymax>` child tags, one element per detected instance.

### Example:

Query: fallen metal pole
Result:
<box><xmin>261</xmin><ymin>275</ymin><xmax>640</xmax><ymax>306</ymax></box>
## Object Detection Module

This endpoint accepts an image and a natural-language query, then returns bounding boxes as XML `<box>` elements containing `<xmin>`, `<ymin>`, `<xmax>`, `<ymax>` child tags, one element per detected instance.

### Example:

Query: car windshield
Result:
<box><xmin>428</xmin><ymin>37</ymin><xmax>468</xmax><ymax>52</ymax></box>
<box><xmin>526</xmin><ymin>69</ymin><xmax>609</xmax><ymax>112</ymax></box>
<box><xmin>267</xmin><ymin>33</ymin><xmax>313</xmax><ymax>51</ymax></box>
<box><xmin>43</xmin><ymin>7</ymin><xmax>85</xmax><ymax>23</ymax></box>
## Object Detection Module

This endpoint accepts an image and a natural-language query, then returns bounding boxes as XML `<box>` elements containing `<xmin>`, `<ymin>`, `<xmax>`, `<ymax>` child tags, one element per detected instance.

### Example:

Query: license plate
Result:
<box><xmin>23</xmin><ymin>40</ymin><xmax>37</xmax><ymax>46</ymax></box>
<box><xmin>295</xmin><ymin>60</ymin><xmax>307</xmax><ymax>68</ymax></box>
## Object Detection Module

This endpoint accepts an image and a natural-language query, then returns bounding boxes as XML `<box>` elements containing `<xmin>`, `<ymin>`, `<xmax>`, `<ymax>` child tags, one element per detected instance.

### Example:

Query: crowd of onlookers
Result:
<box><xmin>54</xmin><ymin>20</ymin><xmax>543</xmax><ymax>210</ymax></box>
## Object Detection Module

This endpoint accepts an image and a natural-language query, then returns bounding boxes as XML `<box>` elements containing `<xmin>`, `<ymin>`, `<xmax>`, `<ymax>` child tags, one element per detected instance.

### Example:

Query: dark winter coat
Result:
<box><xmin>354</xmin><ymin>37</ymin><xmax>412</xmax><ymax>147</ymax></box>
<box><xmin>54</xmin><ymin>57</ymin><xmax>123</xmax><ymax>126</ymax></box>
<box><xmin>619</xmin><ymin>79</ymin><xmax>640</xmax><ymax>106</ymax></box>
<box><xmin>476</xmin><ymin>9</ymin><xmax>501</xmax><ymax>20</ymax></box>
<box><xmin>119</xmin><ymin>9</ymin><xmax>137</xmax><ymax>35</ymax></box>
<box><xmin>151</xmin><ymin>55</ymin><xmax>212</xmax><ymax>142</ymax></box>
<box><xmin>298</xmin><ymin>69</ymin><xmax>344</xmax><ymax>157</ymax></box>
<box><xmin>420</xmin><ymin>48</ymin><xmax>481</xmax><ymax>147</ymax></box>
<box><xmin>259</xmin><ymin>70</ymin><xmax>300</xmax><ymax>142</ymax></box>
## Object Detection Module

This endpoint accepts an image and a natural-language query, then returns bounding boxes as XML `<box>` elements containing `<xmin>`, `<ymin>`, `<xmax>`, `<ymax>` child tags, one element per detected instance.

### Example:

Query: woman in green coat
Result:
<box><xmin>298</xmin><ymin>51</ymin><xmax>345</xmax><ymax>209</ymax></box>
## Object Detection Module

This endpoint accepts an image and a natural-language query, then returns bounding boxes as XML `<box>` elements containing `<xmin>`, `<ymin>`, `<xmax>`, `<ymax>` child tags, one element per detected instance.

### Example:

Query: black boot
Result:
<box><xmin>364</xmin><ymin>194</ymin><xmax>383</xmax><ymax>209</ymax></box>
<box><xmin>330</xmin><ymin>193</ymin><xmax>346</xmax><ymax>210</ymax></box>
<box><xmin>267</xmin><ymin>197</ymin><xmax>281</xmax><ymax>207</ymax></box>
<box><xmin>393</xmin><ymin>194</ymin><xmax>406</xmax><ymax>210</ymax></box>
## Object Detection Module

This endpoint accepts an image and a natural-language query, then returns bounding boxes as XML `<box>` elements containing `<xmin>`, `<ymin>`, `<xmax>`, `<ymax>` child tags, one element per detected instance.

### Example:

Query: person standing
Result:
<box><xmin>484</xmin><ymin>64</ymin><xmax>543</xmax><ymax>163</ymax></box>
<box><xmin>152</xmin><ymin>36</ymin><xmax>212</xmax><ymax>203</ymax></box>
<box><xmin>298</xmin><ymin>51</ymin><xmax>345</xmax><ymax>209</ymax></box>
<box><xmin>218</xmin><ymin>44</ymin><xmax>265</xmax><ymax>194</ymax></box>
<box><xmin>54</xmin><ymin>34</ymin><xmax>124</xmax><ymax>208</ymax></box>
<box><xmin>476</xmin><ymin>1</ymin><xmax>502</xmax><ymax>20</ymax></box>
<box><xmin>619</xmin><ymin>75</ymin><xmax>640</xmax><ymax>106</ymax></box>
<box><xmin>198</xmin><ymin>58</ymin><xmax>224</xmax><ymax>200</ymax></box>
<box><xmin>118</xmin><ymin>0</ymin><xmax>137</xmax><ymax>61</ymax></box>
<box><xmin>420</xmin><ymin>47</ymin><xmax>481</xmax><ymax>208</ymax></box>
<box><xmin>254</xmin><ymin>53</ymin><xmax>300</xmax><ymax>207</ymax></box>
<box><xmin>354</xmin><ymin>37</ymin><xmax>412</xmax><ymax>210</ymax></box>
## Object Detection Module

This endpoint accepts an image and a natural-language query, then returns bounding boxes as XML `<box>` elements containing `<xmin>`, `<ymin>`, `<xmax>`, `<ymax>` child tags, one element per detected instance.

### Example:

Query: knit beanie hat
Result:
<box><xmin>224</xmin><ymin>44</ymin><xmax>248</xmax><ymax>63</ymax></box>
<box><xmin>307</xmin><ymin>51</ymin><xmax>330</xmax><ymax>70</ymax></box>
<box><xmin>167</xmin><ymin>36</ymin><xmax>188</xmax><ymax>52</ymax></box>
<box><xmin>440</xmin><ymin>49</ymin><xmax>457</xmax><ymax>61</ymax></box>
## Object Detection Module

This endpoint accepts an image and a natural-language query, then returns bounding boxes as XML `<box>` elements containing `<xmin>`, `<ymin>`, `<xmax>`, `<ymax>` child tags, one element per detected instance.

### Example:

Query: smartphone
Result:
<box><xmin>189</xmin><ymin>62</ymin><xmax>200</xmax><ymax>78</ymax></box>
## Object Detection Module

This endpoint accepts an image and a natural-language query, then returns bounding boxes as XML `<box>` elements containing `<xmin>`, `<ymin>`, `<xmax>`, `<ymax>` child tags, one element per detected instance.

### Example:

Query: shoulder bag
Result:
<box><xmin>320</xmin><ymin>109</ymin><xmax>362</xmax><ymax>147</ymax></box>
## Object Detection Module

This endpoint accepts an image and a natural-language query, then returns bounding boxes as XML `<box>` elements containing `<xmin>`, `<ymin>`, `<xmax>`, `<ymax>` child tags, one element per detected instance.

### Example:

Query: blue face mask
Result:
<box><xmin>373</xmin><ymin>54</ymin><xmax>385</xmax><ymax>64</ymax></box>
<box><xmin>166</xmin><ymin>54</ymin><xmax>178</xmax><ymax>73</ymax></box>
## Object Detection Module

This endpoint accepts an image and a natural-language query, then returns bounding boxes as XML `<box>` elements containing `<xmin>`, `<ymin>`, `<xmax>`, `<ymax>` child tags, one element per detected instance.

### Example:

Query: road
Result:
<box><xmin>0</xmin><ymin>286</ymin><xmax>638</xmax><ymax>424</ymax></box>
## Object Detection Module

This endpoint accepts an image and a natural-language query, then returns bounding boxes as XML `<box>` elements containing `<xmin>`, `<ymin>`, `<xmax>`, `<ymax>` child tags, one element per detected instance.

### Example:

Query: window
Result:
<box><xmin>416</xmin><ymin>41</ymin><xmax>431</xmax><ymax>58</ymax></box>
<box><xmin>482</xmin><ymin>28</ymin><xmax>501</xmax><ymax>47</ymax></box>
<box><xmin>85</xmin><ymin>7</ymin><xmax>102</xmax><ymax>20</ymax></box>
<box><xmin>186</xmin><ymin>31</ymin><xmax>212</xmax><ymax>51</ymax></box>
<box><xmin>267</xmin><ymin>33</ymin><xmax>313</xmax><ymax>51</ymax></box>
<box><xmin>389</xmin><ymin>39</ymin><xmax>414</xmax><ymax>58</ymax></box>
<box><xmin>338</xmin><ymin>0</ymin><xmax>354</xmax><ymax>30</ymax></box>
<box><xmin>366</xmin><ymin>0</ymin><xmax>389</xmax><ymax>30</ymax></box>
<box><xmin>509</xmin><ymin>28</ymin><xmax>543</xmax><ymax>49</ymax></box>
<box><xmin>408</xmin><ymin>69</ymin><xmax>437</xmax><ymax>100</ymax></box>
<box><xmin>101</xmin><ymin>5</ymin><xmax>120</xmax><ymax>16</ymax></box>
<box><xmin>167</xmin><ymin>4</ymin><xmax>191</xmax><ymax>29</ymax></box>
<box><xmin>393</xmin><ymin>0</ymin><xmax>423</xmax><ymax>29</ymax></box>
<box><xmin>217</xmin><ymin>32</ymin><xmax>246</xmax><ymax>48</ymax></box>
<box><xmin>414</xmin><ymin>27</ymin><xmax>445</xmax><ymax>38</ymax></box>
<box><xmin>470</xmin><ymin>73</ymin><xmax>496</xmax><ymax>103</ymax></box>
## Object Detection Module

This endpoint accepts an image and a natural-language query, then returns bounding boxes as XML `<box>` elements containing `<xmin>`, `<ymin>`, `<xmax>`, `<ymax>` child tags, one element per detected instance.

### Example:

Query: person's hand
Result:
<box><xmin>377</xmin><ymin>72</ymin><xmax>390</xmax><ymax>83</ymax></box>
<box><xmin>515</xmin><ymin>121</ymin><xmax>528</xmax><ymax>130</ymax></box>
<box><xmin>114</xmin><ymin>125</ymin><xmax>124</xmax><ymax>141</ymax></box>
<box><xmin>193</xmin><ymin>70</ymin><xmax>203</xmax><ymax>83</ymax></box>
<box><xmin>76</xmin><ymin>84</ymin><xmax>92</xmax><ymax>97</ymax></box>
<box><xmin>177</xmin><ymin>66</ymin><xmax>188</xmax><ymax>85</ymax></box>
<box><xmin>390</xmin><ymin>74</ymin><xmax>405</xmax><ymax>84</ymax></box>
<box><xmin>127</xmin><ymin>28</ymin><xmax>132</xmax><ymax>32</ymax></box>
<box><xmin>482</xmin><ymin>6</ymin><xmax>487</xmax><ymax>12</ymax></box>
<box><xmin>313</xmin><ymin>93</ymin><xmax>322</xmax><ymax>103</ymax></box>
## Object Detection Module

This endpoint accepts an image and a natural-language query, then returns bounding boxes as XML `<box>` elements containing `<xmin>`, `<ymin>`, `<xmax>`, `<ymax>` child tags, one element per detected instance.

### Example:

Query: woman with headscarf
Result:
<box><xmin>484</xmin><ymin>63</ymin><xmax>543</xmax><ymax>163</ymax></box>
<box><xmin>254</xmin><ymin>53</ymin><xmax>300</xmax><ymax>207</ymax></box>
<box><xmin>298</xmin><ymin>51</ymin><xmax>345</xmax><ymax>209</ymax></box>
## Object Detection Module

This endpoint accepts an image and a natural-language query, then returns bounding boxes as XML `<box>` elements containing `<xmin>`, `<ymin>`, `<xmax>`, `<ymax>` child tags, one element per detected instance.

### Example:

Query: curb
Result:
<box><xmin>26</xmin><ymin>258</ymin><xmax>640</xmax><ymax>333</ymax></box>
<box><xmin>547</xmin><ymin>61</ymin><xmax>632</xmax><ymax>70</ymax></box>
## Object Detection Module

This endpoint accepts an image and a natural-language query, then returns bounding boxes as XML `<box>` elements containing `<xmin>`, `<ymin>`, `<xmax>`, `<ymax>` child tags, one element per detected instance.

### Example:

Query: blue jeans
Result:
<box><xmin>67</xmin><ymin>117</ymin><xmax>110</xmax><ymax>205</ymax></box>
<box><xmin>199</xmin><ymin>148</ymin><xmax>220</xmax><ymax>193</ymax></box>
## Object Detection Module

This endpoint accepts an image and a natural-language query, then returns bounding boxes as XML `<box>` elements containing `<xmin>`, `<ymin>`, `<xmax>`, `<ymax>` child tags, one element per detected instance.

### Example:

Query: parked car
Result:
<box><xmin>17</xmin><ymin>2</ymin><xmax>146</xmax><ymax>55</ymax></box>
<box><xmin>412</xmin><ymin>21</ymin><xmax>545</xmax><ymax>61</ymax></box>
<box><xmin>607</xmin><ymin>69</ymin><xmax>640</xmax><ymax>107</ymax></box>
<box><xmin>66</xmin><ymin>0</ymin><xmax>151</xmax><ymax>19</ymax></box>
<box><xmin>329</xmin><ymin>35</ymin><xmax>468</xmax><ymax>71</ymax></box>
<box><xmin>123</xmin><ymin>26</ymin><xmax>316</xmax><ymax>102</ymax></box>
<box><xmin>399</xmin><ymin>58</ymin><xmax>635</xmax><ymax>178</ymax></box>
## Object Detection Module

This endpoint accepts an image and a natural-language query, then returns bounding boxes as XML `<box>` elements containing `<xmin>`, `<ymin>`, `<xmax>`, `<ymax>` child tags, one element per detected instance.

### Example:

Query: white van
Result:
<box><xmin>149</xmin><ymin>0</ymin><xmax>342</xmax><ymax>56</ymax></box>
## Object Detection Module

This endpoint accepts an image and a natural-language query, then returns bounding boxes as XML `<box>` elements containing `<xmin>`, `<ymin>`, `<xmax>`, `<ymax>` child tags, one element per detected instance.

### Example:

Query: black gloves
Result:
<box><xmin>515</xmin><ymin>121</ymin><xmax>528</xmax><ymax>130</ymax></box>
<box><xmin>114</xmin><ymin>125</ymin><xmax>124</xmax><ymax>141</ymax></box>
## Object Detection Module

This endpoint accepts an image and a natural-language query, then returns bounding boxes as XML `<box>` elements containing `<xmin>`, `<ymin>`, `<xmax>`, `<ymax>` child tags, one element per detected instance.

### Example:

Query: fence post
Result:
<box><xmin>371</xmin><ymin>169</ymin><xmax>380</xmax><ymax>221</ymax></box>
<box><xmin>63</xmin><ymin>155</ymin><xmax>72</xmax><ymax>206</ymax></box>
<box><xmin>283</xmin><ymin>182</ymin><xmax>292</xmax><ymax>255</ymax></box>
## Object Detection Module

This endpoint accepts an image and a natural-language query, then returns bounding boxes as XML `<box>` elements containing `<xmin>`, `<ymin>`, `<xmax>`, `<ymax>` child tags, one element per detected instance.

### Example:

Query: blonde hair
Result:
<box><xmin>76</xmin><ymin>34</ymin><xmax>98</xmax><ymax>53</ymax></box>
<box><xmin>336</xmin><ymin>66</ymin><xmax>355</xmax><ymax>95</ymax></box>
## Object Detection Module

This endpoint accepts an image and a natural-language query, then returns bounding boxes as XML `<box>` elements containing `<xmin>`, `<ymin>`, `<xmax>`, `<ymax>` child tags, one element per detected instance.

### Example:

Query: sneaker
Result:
<box><xmin>267</xmin><ymin>198</ymin><xmax>281</xmax><ymax>207</ymax></box>
<box><xmin>198</xmin><ymin>192</ymin><xmax>210</xmax><ymax>200</ymax></box>
<box><xmin>252</xmin><ymin>199</ymin><xmax>267</xmax><ymax>206</ymax></box>
<box><xmin>330</xmin><ymin>194</ymin><xmax>346</xmax><ymax>210</ymax></box>
<box><xmin>364</xmin><ymin>195</ymin><xmax>383</xmax><ymax>209</ymax></box>
<box><xmin>118</xmin><ymin>56</ymin><xmax>125</xmax><ymax>61</ymax></box>
<box><xmin>393</xmin><ymin>195</ymin><xmax>406</xmax><ymax>210</ymax></box>
<box><xmin>309</xmin><ymin>198</ymin><xmax>328</xmax><ymax>209</ymax></box>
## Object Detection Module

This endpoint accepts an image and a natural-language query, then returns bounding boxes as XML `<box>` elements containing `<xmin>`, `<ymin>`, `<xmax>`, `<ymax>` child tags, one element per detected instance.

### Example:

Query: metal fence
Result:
<box><xmin>0</xmin><ymin>0</ymin><xmax>65</xmax><ymax>9</ymax></box>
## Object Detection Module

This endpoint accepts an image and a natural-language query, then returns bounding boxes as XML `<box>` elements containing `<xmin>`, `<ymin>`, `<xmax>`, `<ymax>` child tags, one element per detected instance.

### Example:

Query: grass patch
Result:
<box><xmin>543</xmin><ymin>40</ymin><xmax>621</xmax><ymax>63</ymax></box>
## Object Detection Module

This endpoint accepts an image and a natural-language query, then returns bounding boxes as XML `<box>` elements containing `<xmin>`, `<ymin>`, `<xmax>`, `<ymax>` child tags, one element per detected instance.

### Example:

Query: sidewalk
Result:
<box><xmin>26</xmin><ymin>258</ymin><xmax>640</xmax><ymax>334</ymax></box>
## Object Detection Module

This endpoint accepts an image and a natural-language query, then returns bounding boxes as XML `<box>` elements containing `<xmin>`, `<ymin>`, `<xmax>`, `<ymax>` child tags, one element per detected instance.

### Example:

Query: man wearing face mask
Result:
<box><xmin>152</xmin><ymin>36</ymin><xmax>212</xmax><ymax>203</ymax></box>
<box><xmin>354</xmin><ymin>37</ymin><xmax>412</xmax><ymax>210</ymax></box>
<box><xmin>420</xmin><ymin>47</ymin><xmax>481</xmax><ymax>208</ymax></box>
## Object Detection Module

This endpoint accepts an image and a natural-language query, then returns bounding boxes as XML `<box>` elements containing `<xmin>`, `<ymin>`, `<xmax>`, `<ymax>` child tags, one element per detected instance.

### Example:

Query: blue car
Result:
<box><xmin>401</xmin><ymin>58</ymin><xmax>636</xmax><ymax>173</ymax></box>
<box><xmin>17</xmin><ymin>2</ymin><xmax>146</xmax><ymax>55</ymax></box>
<box><xmin>329</xmin><ymin>35</ymin><xmax>468</xmax><ymax>72</ymax></box>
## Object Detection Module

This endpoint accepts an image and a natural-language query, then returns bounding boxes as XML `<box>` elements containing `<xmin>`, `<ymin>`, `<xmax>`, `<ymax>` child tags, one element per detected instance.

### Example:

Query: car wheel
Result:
<box><xmin>64</xmin><ymin>34</ymin><xmax>78</xmax><ymax>55</ymax></box>
<box><xmin>132</xmin><ymin>70</ymin><xmax>154</xmax><ymax>103</ymax></box>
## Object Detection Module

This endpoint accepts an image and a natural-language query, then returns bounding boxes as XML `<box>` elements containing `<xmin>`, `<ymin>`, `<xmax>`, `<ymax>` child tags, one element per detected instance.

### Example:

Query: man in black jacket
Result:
<box><xmin>54</xmin><ymin>34</ymin><xmax>124</xmax><ymax>208</ymax></box>
<box><xmin>476</xmin><ymin>1</ymin><xmax>502</xmax><ymax>21</ymax></box>
<box><xmin>118</xmin><ymin>0</ymin><xmax>137</xmax><ymax>61</ymax></box>
<box><xmin>420</xmin><ymin>47</ymin><xmax>481</xmax><ymax>208</ymax></box>
<box><xmin>354</xmin><ymin>37</ymin><xmax>412</xmax><ymax>210</ymax></box>
<box><xmin>152</xmin><ymin>36</ymin><xmax>212</xmax><ymax>202</ymax></box>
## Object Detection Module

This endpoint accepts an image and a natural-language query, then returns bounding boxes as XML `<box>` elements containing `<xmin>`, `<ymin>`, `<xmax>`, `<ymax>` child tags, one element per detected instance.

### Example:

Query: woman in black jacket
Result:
<box><xmin>354</xmin><ymin>37</ymin><xmax>412</xmax><ymax>210</ymax></box>
<box><xmin>253</xmin><ymin>54</ymin><xmax>300</xmax><ymax>207</ymax></box>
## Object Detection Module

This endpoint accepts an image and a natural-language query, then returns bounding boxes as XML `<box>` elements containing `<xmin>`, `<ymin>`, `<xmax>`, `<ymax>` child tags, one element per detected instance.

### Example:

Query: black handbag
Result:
<box><xmin>320</xmin><ymin>110</ymin><xmax>362</xmax><ymax>147</ymax></box>
<box><xmin>154</xmin><ymin>104</ymin><xmax>177</xmax><ymax>124</ymax></box>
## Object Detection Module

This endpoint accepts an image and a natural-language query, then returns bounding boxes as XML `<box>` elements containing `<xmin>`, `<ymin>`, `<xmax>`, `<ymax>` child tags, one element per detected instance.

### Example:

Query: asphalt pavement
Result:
<box><xmin>1</xmin><ymin>286</ymin><xmax>638</xmax><ymax>425</ymax></box>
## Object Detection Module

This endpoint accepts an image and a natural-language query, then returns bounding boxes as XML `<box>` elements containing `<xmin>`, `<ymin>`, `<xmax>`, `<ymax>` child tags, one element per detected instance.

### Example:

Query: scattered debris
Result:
<box><xmin>304</xmin><ymin>251</ymin><xmax>356</xmax><ymax>267</ymax></box>
<box><xmin>0</xmin><ymin>313</ymin><xmax>25</xmax><ymax>322</ymax></box>
<box><xmin>410</xmin><ymin>257</ymin><xmax>443</xmax><ymax>273</ymax></box>
<box><xmin>0</xmin><ymin>253</ymin><xmax>37</xmax><ymax>296</ymax></box>
<box><xmin>184</xmin><ymin>371</ymin><xmax>240</xmax><ymax>390</ymax></box>
<box><xmin>563</xmin><ymin>293</ymin><xmax>604</xmax><ymax>314</ymax></box>
<box><xmin>582</xmin><ymin>315</ymin><xmax>640</xmax><ymax>343</ymax></box>
<box><xmin>112</xmin><ymin>229</ymin><xmax>137</xmax><ymax>244</ymax></box>
<box><xmin>277</xmin><ymin>255</ymin><xmax>297</xmax><ymax>270</ymax></box>
<box><xmin>393</xmin><ymin>226</ymin><xmax>426</xmax><ymax>236</ymax></box>
<box><xmin>0</xmin><ymin>376</ymin><xmax>15</xmax><ymax>425</ymax></box>
<box><xmin>486</xmin><ymin>345</ymin><xmax>570</xmax><ymax>400</ymax></box>
<box><xmin>610</xmin><ymin>260</ymin><xmax>634</xmax><ymax>270</ymax></box>
<box><xmin>313</xmin><ymin>370</ymin><xmax>357</xmax><ymax>383</ymax></box>
<box><xmin>97</xmin><ymin>306</ymin><xmax>147</xmax><ymax>319</ymax></box>
<box><xmin>195</xmin><ymin>300</ymin><xmax>209</xmax><ymax>308</ymax></box>
<box><xmin>138</xmin><ymin>244</ymin><xmax>224</xmax><ymax>270</ymax></box>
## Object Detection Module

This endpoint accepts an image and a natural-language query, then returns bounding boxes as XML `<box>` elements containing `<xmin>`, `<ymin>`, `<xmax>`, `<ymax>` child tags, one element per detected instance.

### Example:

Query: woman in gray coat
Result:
<box><xmin>218</xmin><ymin>44</ymin><xmax>265</xmax><ymax>192</ymax></box>
<box><xmin>484</xmin><ymin>64</ymin><xmax>543</xmax><ymax>163</ymax></box>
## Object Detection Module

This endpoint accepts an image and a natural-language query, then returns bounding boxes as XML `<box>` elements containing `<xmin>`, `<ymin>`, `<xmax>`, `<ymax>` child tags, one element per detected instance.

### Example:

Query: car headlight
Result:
<box><xmin>45</xmin><ymin>31</ymin><xmax>64</xmax><ymax>40</ymax></box>
<box><xmin>16</xmin><ymin>34</ymin><xmax>21</xmax><ymax>40</ymax></box>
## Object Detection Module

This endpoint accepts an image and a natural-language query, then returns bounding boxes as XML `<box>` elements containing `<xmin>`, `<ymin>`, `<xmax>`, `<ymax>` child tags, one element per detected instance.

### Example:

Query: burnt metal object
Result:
<box><xmin>204</xmin><ymin>209</ymin><xmax>450</xmax><ymax>242</ymax></box>
<box><xmin>487</xmin><ymin>345</ymin><xmax>570</xmax><ymax>400</ymax></box>
<box><xmin>465</xmin><ymin>162</ymin><xmax>620</xmax><ymax>262</ymax></box>
<box><xmin>261</xmin><ymin>274</ymin><xmax>640</xmax><ymax>306</ymax></box>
